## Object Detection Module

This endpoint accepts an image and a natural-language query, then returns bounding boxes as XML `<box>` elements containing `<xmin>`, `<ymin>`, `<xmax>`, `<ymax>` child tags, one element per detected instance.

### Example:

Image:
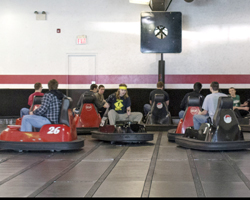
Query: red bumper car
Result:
<box><xmin>0</xmin><ymin>97</ymin><xmax>84</xmax><ymax>152</ymax></box>
<box><xmin>168</xmin><ymin>96</ymin><xmax>201</xmax><ymax>141</ymax></box>
<box><xmin>74</xmin><ymin>94</ymin><xmax>101</xmax><ymax>134</ymax></box>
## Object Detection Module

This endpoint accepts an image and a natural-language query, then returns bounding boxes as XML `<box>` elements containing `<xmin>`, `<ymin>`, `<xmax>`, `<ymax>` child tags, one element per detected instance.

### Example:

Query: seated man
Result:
<box><xmin>21</xmin><ymin>79</ymin><xmax>66</xmax><ymax>132</ymax></box>
<box><xmin>193</xmin><ymin>81</ymin><xmax>227</xmax><ymax>130</ymax></box>
<box><xmin>106</xmin><ymin>84</ymin><xmax>143</xmax><ymax>125</ymax></box>
<box><xmin>229</xmin><ymin>87</ymin><xmax>241</xmax><ymax>107</ymax></box>
<box><xmin>74</xmin><ymin>84</ymin><xmax>108</xmax><ymax>114</ymax></box>
<box><xmin>233</xmin><ymin>100</ymin><xmax>250</xmax><ymax>118</ymax></box>
<box><xmin>179</xmin><ymin>82</ymin><xmax>204</xmax><ymax>119</ymax></box>
<box><xmin>95</xmin><ymin>84</ymin><xmax>109</xmax><ymax>118</ymax></box>
<box><xmin>20</xmin><ymin>82</ymin><xmax>44</xmax><ymax>117</ymax></box>
<box><xmin>143</xmin><ymin>81</ymin><xmax>169</xmax><ymax>118</ymax></box>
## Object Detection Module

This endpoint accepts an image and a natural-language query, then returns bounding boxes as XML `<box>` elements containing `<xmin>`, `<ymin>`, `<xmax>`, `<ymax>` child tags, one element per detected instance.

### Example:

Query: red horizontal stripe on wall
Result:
<box><xmin>0</xmin><ymin>75</ymin><xmax>250</xmax><ymax>84</ymax></box>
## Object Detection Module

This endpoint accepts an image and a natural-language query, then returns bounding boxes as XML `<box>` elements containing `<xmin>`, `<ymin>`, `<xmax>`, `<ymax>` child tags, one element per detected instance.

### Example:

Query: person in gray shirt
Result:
<box><xmin>193</xmin><ymin>81</ymin><xmax>227</xmax><ymax>130</ymax></box>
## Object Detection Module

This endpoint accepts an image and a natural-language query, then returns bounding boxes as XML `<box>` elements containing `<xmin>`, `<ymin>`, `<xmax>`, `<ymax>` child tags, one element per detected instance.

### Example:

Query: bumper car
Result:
<box><xmin>168</xmin><ymin>96</ymin><xmax>201</xmax><ymax>141</ymax></box>
<box><xmin>175</xmin><ymin>96</ymin><xmax>250</xmax><ymax>151</ymax></box>
<box><xmin>74</xmin><ymin>93</ymin><xmax>101</xmax><ymax>134</ymax></box>
<box><xmin>145</xmin><ymin>94</ymin><xmax>177</xmax><ymax>132</ymax></box>
<box><xmin>92</xmin><ymin>120</ymin><xmax>154</xmax><ymax>143</ymax></box>
<box><xmin>0</xmin><ymin>97</ymin><xmax>84</xmax><ymax>152</ymax></box>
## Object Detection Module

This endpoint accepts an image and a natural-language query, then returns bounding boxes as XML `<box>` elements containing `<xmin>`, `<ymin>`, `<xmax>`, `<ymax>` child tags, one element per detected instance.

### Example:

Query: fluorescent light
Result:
<box><xmin>129</xmin><ymin>0</ymin><xmax>150</xmax><ymax>5</ymax></box>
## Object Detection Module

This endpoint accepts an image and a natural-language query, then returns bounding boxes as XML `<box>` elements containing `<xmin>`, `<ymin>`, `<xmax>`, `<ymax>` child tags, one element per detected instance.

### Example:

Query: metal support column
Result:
<box><xmin>158</xmin><ymin>53</ymin><xmax>165</xmax><ymax>87</ymax></box>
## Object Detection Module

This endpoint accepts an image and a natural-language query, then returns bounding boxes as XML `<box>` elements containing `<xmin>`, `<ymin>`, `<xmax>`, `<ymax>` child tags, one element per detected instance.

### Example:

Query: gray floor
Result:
<box><xmin>1</xmin><ymin>125</ymin><xmax>250</xmax><ymax>197</ymax></box>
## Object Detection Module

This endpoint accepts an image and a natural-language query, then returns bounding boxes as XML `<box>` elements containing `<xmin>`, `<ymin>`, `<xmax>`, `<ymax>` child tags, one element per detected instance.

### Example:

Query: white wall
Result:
<box><xmin>1</xmin><ymin>0</ymin><xmax>250</xmax><ymax>89</ymax></box>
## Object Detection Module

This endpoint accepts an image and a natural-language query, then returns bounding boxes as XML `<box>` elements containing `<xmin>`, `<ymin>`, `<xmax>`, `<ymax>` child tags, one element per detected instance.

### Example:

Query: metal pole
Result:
<box><xmin>158</xmin><ymin>53</ymin><xmax>165</xmax><ymax>88</ymax></box>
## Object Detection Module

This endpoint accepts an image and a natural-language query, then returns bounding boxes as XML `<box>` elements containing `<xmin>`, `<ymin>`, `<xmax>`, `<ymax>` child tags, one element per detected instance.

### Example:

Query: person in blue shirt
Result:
<box><xmin>106</xmin><ymin>84</ymin><xmax>143</xmax><ymax>125</ymax></box>
<box><xmin>193</xmin><ymin>81</ymin><xmax>227</xmax><ymax>130</ymax></box>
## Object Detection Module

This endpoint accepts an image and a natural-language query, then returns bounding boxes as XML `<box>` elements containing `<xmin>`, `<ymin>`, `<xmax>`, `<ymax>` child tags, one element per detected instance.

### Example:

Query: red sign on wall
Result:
<box><xmin>77</xmin><ymin>35</ymin><xmax>87</xmax><ymax>45</ymax></box>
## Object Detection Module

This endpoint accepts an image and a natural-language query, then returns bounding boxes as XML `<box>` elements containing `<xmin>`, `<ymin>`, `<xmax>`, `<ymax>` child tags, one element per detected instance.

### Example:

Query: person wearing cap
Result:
<box><xmin>105</xmin><ymin>84</ymin><xmax>143</xmax><ymax>125</ymax></box>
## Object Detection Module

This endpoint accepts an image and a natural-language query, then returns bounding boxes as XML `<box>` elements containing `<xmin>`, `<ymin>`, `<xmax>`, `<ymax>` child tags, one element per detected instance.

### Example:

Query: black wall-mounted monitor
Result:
<box><xmin>141</xmin><ymin>12</ymin><xmax>182</xmax><ymax>53</ymax></box>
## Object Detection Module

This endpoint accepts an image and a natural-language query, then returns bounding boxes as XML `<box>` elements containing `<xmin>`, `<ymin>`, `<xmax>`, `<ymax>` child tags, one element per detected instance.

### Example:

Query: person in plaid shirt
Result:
<box><xmin>20</xmin><ymin>79</ymin><xmax>66</xmax><ymax>132</ymax></box>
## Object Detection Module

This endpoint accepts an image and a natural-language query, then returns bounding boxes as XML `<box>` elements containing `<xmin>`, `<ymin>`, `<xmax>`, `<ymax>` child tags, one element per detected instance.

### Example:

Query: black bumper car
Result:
<box><xmin>145</xmin><ymin>94</ymin><xmax>177</xmax><ymax>132</ymax></box>
<box><xmin>168</xmin><ymin>96</ymin><xmax>201</xmax><ymax>141</ymax></box>
<box><xmin>175</xmin><ymin>96</ymin><xmax>250</xmax><ymax>151</ymax></box>
<box><xmin>92</xmin><ymin>121</ymin><xmax>154</xmax><ymax>143</ymax></box>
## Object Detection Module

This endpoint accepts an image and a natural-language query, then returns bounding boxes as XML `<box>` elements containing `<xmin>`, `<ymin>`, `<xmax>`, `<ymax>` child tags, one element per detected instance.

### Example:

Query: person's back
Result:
<box><xmin>179</xmin><ymin>82</ymin><xmax>204</xmax><ymax>119</ymax></box>
<box><xmin>143</xmin><ymin>81</ymin><xmax>169</xmax><ymax>119</ymax></box>
<box><xmin>203</xmin><ymin>92</ymin><xmax>227</xmax><ymax>120</ymax></box>
<box><xmin>180</xmin><ymin>91</ymin><xmax>204</xmax><ymax>111</ymax></box>
<box><xmin>28</xmin><ymin>91</ymin><xmax>44</xmax><ymax>107</ymax></box>
<box><xmin>149</xmin><ymin>89</ymin><xmax>169</xmax><ymax>104</ymax></box>
<box><xmin>36</xmin><ymin>90</ymin><xmax>64</xmax><ymax>124</ymax></box>
<box><xmin>193</xmin><ymin>81</ymin><xmax>227</xmax><ymax>130</ymax></box>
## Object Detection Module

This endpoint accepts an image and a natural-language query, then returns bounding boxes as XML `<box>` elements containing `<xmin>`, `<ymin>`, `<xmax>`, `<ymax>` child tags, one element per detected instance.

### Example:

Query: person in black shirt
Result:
<box><xmin>106</xmin><ymin>84</ymin><xmax>143</xmax><ymax>125</ymax></box>
<box><xmin>143</xmin><ymin>81</ymin><xmax>170</xmax><ymax>117</ymax></box>
<box><xmin>233</xmin><ymin>99</ymin><xmax>250</xmax><ymax>118</ymax></box>
<box><xmin>178</xmin><ymin>82</ymin><xmax>204</xmax><ymax>119</ymax></box>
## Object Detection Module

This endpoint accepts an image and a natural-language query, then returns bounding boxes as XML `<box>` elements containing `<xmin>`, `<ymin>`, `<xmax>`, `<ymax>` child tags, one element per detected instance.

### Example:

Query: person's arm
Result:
<box><xmin>126</xmin><ymin>97</ymin><xmax>132</xmax><ymax>115</ymax></box>
<box><xmin>127</xmin><ymin>106</ymin><xmax>131</xmax><ymax>116</ymax></box>
<box><xmin>234</xmin><ymin>106</ymin><xmax>249</xmax><ymax>111</ymax></box>
<box><xmin>198</xmin><ymin>110</ymin><xmax>208</xmax><ymax>115</ymax></box>
<box><xmin>75</xmin><ymin>94</ymin><xmax>84</xmax><ymax>110</ymax></box>
<box><xmin>166</xmin><ymin>100</ymin><xmax>169</xmax><ymax>106</ymax></box>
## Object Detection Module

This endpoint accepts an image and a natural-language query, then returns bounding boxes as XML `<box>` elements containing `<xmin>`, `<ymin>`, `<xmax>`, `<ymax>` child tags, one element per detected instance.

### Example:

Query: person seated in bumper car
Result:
<box><xmin>143</xmin><ymin>81</ymin><xmax>169</xmax><ymax>119</ymax></box>
<box><xmin>193</xmin><ymin>81</ymin><xmax>227</xmax><ymax>130</ymax></box>
<box><xmin>20</xmin><ymin>79</ymin><xmax>66</xmax><ymax>132</ymax></box>
<box><xmin>178</xmin><ymin>82</ymin><xmax>204</xmax><ymax>119</ymax></box>
<box><xmin>233</xmin><ymin>99</ymin><xmax>250</xmax><ymax>118</ymax></box>
<box><xmin>73</xmin><ymin>84</ymin><xmax>109</xmax><ymax>114</ymax></box>
<box><xmin>228</xmin><ymin>87</ymin><xmax>250</xmax><ymax>118</ymax></box>
<box><xmin>20</xmin><ymin>82</ymin><xmax>44</xmax><ymax>117</ymax></box>
<box><xmin>106</xmin><ymin>84</ymin><xmax>143</xmax><ymax>125</ymax></box>
<box><xmin>229</xmin><ymin>87</ymin><xmax>241</xmax><ymax>107</ymax></box>
<box><xmin>95</xmin><ymin>84</ymin><xmax>109</xmax><ymax>118</ymax></box>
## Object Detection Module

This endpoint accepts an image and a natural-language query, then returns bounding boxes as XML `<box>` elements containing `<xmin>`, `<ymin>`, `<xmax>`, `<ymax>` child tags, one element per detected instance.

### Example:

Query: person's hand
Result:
<box><xmin>127</xmin><ymin>109</ymin><xmax>131</xmax><ymax>116</ymax></box>
<box><xmin>29</xmin><ymin>111</ymin><xmax>33</xmax><ymax>115</ymax></box>
<box><xmin>104</xmin><ymin>102</ymin><xmax>110</xmax><ymax>108</ymax></box>
<box><xmin>243</xmin><ymin>101</ymin><xmax>248</xmax><ymax>106</ymax></box>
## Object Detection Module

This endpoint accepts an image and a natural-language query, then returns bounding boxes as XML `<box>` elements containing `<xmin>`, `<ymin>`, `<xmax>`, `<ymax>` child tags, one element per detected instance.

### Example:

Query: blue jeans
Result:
<box><xmin>143</xmin><ymin>104</ymin><xmax>151</xmax><ymax>116</ymax></box>
<box><xmin>178</xmin><ymin>110</ymin><xmax>185</xmax><ymax>119</ymax></box>
<box><xmin>21</xmin><ymin>115</ymin><xmax>51</xmax><ymax>132</ymax></box>
<box><xmin>20</xmin><ymin>108</ymin><xmax>30</xmax><ymax>118</ymax></box>
<box><xmin>193</xmin><ymin>114</ymin><xmax>209</xmax><ymax>130</ymax></box>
